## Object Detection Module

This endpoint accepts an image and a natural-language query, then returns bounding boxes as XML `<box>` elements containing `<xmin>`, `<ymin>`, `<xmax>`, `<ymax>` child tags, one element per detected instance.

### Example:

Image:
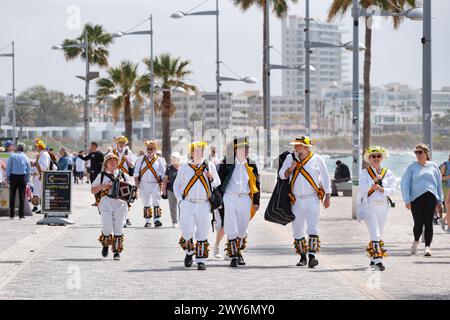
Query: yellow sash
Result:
<box><xmin>245</xmin><ymin>162</ymin><xmax>259</xmax><ymax>219</ymax></box>
<box><xmin>367</xmin><ymin>167</ymin><xmax>387</xmax><ymax>197</ymax></box>
<box><xmin>182</xmin><ymin>164</ymin><xmax>211</xmax><ymax>199</ymax></box>
<box><xmin>139</xmin><ymin>156</ymin><xmax>160</xmax><ymax>182</ymax></box>
<box><xmin>113</xmin><ymin>149</ymin><xmax>129</xmax><ymax>175</ymax></box>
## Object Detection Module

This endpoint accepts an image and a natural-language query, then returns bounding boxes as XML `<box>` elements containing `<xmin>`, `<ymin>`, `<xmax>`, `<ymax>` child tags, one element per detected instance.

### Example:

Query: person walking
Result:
<box><xmin>75</xmin><ymin>152</ymin><xmax>85</xmax><ymax>184</ymax></box>
<box><xmin>6</xmin><ymin>142</ymin><xmax>31</xmax><ymax>220</ymax></box>
<box><xmin>401</xmin><ymin>144</ymin><xmax>443</xmax><ymax>257</ymax></box>
<box><xmin>279</xmin><ymin>136</ymin><xmax>331</xmax><ymax>268</ymax></box>
<box><xmin>31</xmin><ymin>138</ymin><xmax>50</xmax><ymax>213</ymax></box>
<box><xmin>356</xmin><ymin>146</ymin><xmax>396</xmax><ymax>271</ymax></box>
<box><xmin>438</xmin><ymin>155</ymin><xmax>450</xmax><ymax>232</ymax></box>
<box><xmin>162</xmin><ymin>152</ymin><xmax>182</xmax><ymax>228</ymax></box>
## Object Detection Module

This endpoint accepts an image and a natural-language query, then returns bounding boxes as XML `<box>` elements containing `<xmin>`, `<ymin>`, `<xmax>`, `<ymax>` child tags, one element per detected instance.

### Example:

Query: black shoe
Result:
<box><xmin>308</xmin><ymin>254</ymin><xmax>319</xmax><ymax>268</ymax></box>
<box><xmin>126</xmin><ymin>219</ymin><xmax>132</xmax><ymax>226</ymax></box>
<box><xmin>370</xmin><ymin>261</ymin><xmax>375</xmax><ymax>266</ymax></box>
<box><xmin>36</xmin><ymin>210</ymin><xmax>41</xmax><ymax>214</ymax></box>
<box><xmin>32</xmin><ymin>207</ymin><xmax>38</xmax><ymax>212</ymax></box>
<box><xmin>374</xmin><ymin>262</ymin><xmax>385</xmax><ymax>271</ymax></box>
<box><xmin>123</xmin><ymin>224</ymin><xmax>127</xmax><ymax>228</ymax></box>
<box><xmin>230</xmin><ymin>258</ymin><xmax>238</xmax><ymax>268</ymax></box>
<box><xmin>297</xmin><ymin>254</ymin><xmax>307</xmax><ymax>267</ymax></box>
<box><xmin>9</xmin><ymin>215</ymin><xmax>14</xmax><ymax>220</ymax></box>
<box><xmin>19</xmin><ymin>216</ymin><xmax>25</xmax><ymax>220</ymax></box>
<box><xmin>237</xmin><ymin>255</ymin><xmax>246</xmax><ymax>266</ymax></box>
<box><xmin>102</xmin><ymin>246</ymin><xmax>109</xmax><ymax>258</ymax></box>
<box><xmin>144</xmin><ymin>222</ymin><xmax>151</xmax><ymax>228</ymax></box>
<box><xmin>154</xmin><ymin>220</ymin><xmax>162</xmax><ymax>228</ymax></box>
<box><xmin>197</xmin><ymin>263</ymin><xmax>206</xmax><ymax>270</ymax></box>
<box><xmin>184</xmin><ymin>254</ymin><xmax>193</xmax><ymax>268</ymax></box>
<box><xmin>113</xmin><ymin>252</ymin><xmax>120</xmax><ymax>260</ymax></box>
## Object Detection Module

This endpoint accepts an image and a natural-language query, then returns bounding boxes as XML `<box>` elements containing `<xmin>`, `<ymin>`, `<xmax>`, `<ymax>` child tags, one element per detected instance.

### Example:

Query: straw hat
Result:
<box><xmin>114</xmin><ymin>136</ymin><xmax>129</xmax><ymax>145</ymax></box>
<box><xmin>188</xmin><ymin>140</ymin><xmax>208</xmax><ymax>151</ymax></box>
<box><xmin>144</xmin><ymin>140</ymin><xmax>158</xmax><ymax>149</ymax></box>
<box><xmin>364</xmin><ymin>146</ymin><xmax>388</xmax><ymax>163</ymax></box>
<box><xmin>103</xmin><ymin>153</ymin><xmax>120</xmax><ymax>170</ymax></box>
<box><xmin>289</xmin><ymin>136</ymin><xmax>312</xmax><ymax>147</ymax></box>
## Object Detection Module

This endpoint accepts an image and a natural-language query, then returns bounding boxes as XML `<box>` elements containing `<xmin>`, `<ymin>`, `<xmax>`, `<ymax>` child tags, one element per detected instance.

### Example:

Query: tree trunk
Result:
<box><xmin>362</xmin><ymin>18</ymin><xmax>372</xmax><ymax>168</ymax></box>
<box><xmin>161</xmin><ymin>90</ymin><xmax>171</xmax><ymax>163</ymax></box>
<box><xmin>124</xmin><ymin>94</ymin><xmax>133</xmax><ymax>149</ymax></box>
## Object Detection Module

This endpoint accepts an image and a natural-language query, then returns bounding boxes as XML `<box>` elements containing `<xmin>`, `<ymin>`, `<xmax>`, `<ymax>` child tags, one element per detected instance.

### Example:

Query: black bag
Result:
<box><xmin>264</xmin><ymin>151</ymin><xmax>296</xmax><ymax>226</ymax></box>
<box><xmin>204</xmin><ymin>162</ymin><xmax>222</xmax><ymax>211</ymax></box>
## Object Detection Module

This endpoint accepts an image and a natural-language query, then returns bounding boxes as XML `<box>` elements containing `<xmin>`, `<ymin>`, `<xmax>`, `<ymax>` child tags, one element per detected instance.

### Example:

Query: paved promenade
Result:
<box><xmin>0</xmin><ymin>183</ymin><xmax>449</xmax><ymax>300</ymax></box>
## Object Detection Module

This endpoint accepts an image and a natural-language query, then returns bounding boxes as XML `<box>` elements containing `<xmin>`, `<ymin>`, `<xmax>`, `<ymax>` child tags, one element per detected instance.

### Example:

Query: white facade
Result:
<box><xmin>282</xmin><ymin>15</ymin><xmax>345</xmax><ymax>97</ymax></box>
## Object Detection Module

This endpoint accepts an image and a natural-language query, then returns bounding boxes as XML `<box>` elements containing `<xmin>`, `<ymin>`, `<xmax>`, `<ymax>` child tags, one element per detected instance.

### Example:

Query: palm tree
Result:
<box><xmin>95</xmin><ymin>60</ymin><xmax>146</xmax><ymax>149</ymax></box>
<box><xmin>231</xmin><ymin>0</ymin><xmax>298</xmax><ymax>134</ymax></box>
<box><xmin>328</xmin><ymin>0</ymin><xmax>418</xmax><ymax>166</ymax></box>
<box><xmin>60</xmin><ymin>23</ymin><xmax>113</xmax><ymax>67</ymax></box>
<box><xmin>142</xmin><ymin>54</ymin><xmax>197</xmax><ymax>161</ymax></box>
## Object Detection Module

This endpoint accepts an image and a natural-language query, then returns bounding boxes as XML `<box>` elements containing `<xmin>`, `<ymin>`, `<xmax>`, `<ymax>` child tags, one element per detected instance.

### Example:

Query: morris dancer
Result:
<box><xmin>31</xmin><ymin>138</ymin><xmax>50</xmax><ymax>214</ymax></box>
<box><xmin>134</xmin><ymin>140</ymin><xmax>166</xmax><ymax>228</ymax></box>
<box><xmin>279</xmin><ymin>136</ymin><xmax>331</xmax><ymax>268</ymax></box>
<box><xmin>92</xmin><ymin>153</ymin><xmax>133</xmax><ymax>261</ymax></box>
<box><xmin>218</xmin><ymin>137</ymin><xmax>260</xmax><ymax>267</ymax></box>
<box><xmin>173</xmin><ymin>141</ymin><xmax>220</xmax><ymax>270</ymax></box>
<box><xmin>357</xmin><ymin>146</ymin><xmax>396</xmax><ymax>271</ymax></box>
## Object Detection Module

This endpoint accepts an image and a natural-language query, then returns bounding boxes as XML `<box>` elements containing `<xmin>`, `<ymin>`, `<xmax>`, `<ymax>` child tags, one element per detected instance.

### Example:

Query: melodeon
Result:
<box><xmin>108</xmin><ymin>181</ymin><xmax>138</xmax><ymax>203</ymax></box>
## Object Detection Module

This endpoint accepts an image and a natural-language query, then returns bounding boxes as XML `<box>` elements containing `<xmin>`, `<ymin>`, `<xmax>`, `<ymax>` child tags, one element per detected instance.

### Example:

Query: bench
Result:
<box><xmin>335</xmin><ymin>181</ymin><xmax>352</xmax><ymax>197</ymax></box>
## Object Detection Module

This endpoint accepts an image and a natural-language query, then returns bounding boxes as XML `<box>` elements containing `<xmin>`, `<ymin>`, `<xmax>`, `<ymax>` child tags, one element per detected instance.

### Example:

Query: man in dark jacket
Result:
<box><xmin>78</xmin><ymin>142</ymin><xmax>104</xmax><ymax>183</ymax></box>
<box><xmin>217</xmin><ymin>137</ymin><xmax>260</xmax><ymax>267</ymax></box>
<box><xmin>331</xmin><ymin>160</ymin><xmax>351</xmax><ymax>196</ymax></box>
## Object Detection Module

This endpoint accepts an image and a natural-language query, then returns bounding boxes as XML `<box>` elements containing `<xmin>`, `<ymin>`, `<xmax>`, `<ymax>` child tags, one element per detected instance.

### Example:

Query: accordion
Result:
<box><xmin>108</xmin><ymin>181</ymin><xmax>138</xmax><ymax>203</ymax></box>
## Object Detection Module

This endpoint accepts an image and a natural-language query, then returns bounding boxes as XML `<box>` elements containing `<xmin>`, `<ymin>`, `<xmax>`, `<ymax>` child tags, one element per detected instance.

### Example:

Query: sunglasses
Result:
<box><xmin>370</xmin><ymin>154</ymin><xmax>382</xmax><ymax>159</ymax></box>
<box><xmin>147</xmin><ymin>148</ymin><xmax>155</xmax><ymax>151</ymax></box>
<box><xmin>414</xmin><ymin>150</ymin><xmax>424</xmax><ymax>155</ymax></box>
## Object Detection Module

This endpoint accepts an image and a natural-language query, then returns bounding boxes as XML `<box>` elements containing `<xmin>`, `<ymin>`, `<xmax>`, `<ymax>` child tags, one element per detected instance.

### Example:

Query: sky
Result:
<box><xmin>1</xmin><ymin>0</ymin><xmax>449</xmax><ymax>98</ymax></box>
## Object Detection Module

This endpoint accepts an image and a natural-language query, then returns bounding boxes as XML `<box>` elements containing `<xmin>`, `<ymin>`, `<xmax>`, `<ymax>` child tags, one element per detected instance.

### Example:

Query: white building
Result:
<box><xmin>282</xmin><ymin>15</ymin><xmax>346</xmax><ymax>98</ymax></box>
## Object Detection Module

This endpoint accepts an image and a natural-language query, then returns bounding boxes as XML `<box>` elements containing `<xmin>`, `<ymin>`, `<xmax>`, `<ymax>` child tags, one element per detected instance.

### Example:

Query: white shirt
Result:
<box><xmin>92</xmin><ymin>170</ymin><xmax>132</xmax><ymax>211</ymax></box>
<box><xmin>76</xmin><ymin>157</ymin><xmax>85</xmax><ymax>172</ymax></box>
<box><xmin>225</xmin><ymin>157</ymin><xmax>250</xmax><ymax>194</ymax></box>
<box><xmin>358</xmin><ymin>167</ymin><xmax>396</xmax><ymax>204</ymax></box>
<box><xmin>133</xmin><ymin>154</ymin><xmax>166</xmax><ymax>183</ymax></box>
<box><xmin>279</xmin><ymin>152</ymin><xmax>331</xmax><ymax>196</ymax></box>
<box><xmin>112</xmin><ymin>147</ymin><xmax>135</xmax><ymax>171</ymax></box>
<box><xmin>173</xmin><ymin>159</ymin><xmax>220</xmax><ymax>202</ymax></box>
<box><xmin>37</xmin><ymin>151</ymin><xmax>50</xmax><ymax>173</ymax></box>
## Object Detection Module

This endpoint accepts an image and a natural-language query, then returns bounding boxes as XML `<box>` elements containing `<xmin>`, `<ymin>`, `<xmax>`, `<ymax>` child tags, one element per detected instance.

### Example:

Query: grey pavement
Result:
<box><xmin>0</xmin><ymin>184</ymin><xmax>449</xmax><ymax>300</ymax></box>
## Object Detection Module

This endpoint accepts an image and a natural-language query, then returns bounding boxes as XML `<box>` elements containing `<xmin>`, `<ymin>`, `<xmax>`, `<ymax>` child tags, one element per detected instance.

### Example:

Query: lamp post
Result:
<box><xmin>422</xmin><ymin>1</ymin><xmax>432</xmax><ymax>153</ymax></box>
<box><xmin>171</xmin><ymin>0</ymin><xmax>220</xmax><ymax>132</ymax></box>
<box><xmin>52</xmin><ymin>31</ymin><xmax>94</xmax><ymax>151</ymax></box>
<box><xmin>0</xmin><ymin>41</ymin><xmax>16</xmax><ymax>143</ymax></box>
<box><xmin>113</xmin><ymin>15</ymin><xmax>155</xmax><ymax>140</ymax></box>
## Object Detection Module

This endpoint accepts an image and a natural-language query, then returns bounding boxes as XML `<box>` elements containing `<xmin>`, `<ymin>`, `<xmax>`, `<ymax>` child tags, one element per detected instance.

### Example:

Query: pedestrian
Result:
<box><xmin>91</xmin><ymin>153</ymin><xmax>133</xmax><ymax>261</ymax></box>
<box><xmin>31</xmin><ymin>138</ymin><xmax>50</xmax><ymax>213</ymax></box>
<box><xmin>75</xmin><ymin>152</ymin><xmax>85</xmax><ymax>184</ymax></box>
<box><xmin>57</xmin><ymin>146</ymin><xmax>69</xmax><ymax>170</ymax></box>
<box><xmin>47</xmin><ymin>148</ymin><xmax>58</xmax><ymax>171</ymax></box>
<box><xmin>279</xmin><ymin>136</ymin><xmax>331</xmax><ymax>268</ymax></box>
<box><xmin>208</xmin><ymin>146</ymin><xmax>221</xmax><ymax>166</ymax></box>
<box><xmin>6</xmin><ymin>142</ymin><xmax>31</xmax><ymax>220</ymax></box>
<box><xmin>356</xmin><ymin>146</ymin><xmax>396</xmax><ymax>271</ymax></box>
<box><xmin>134</xmin><ymin>140</ymin><xmax>166</xmax><ymax>228</ymax></box>
<box><xmin>111</xmin><ymin>136</ymin><xmax>135</xmax><ymax>227</ymax></box>
<box><xmin>438</xmin><ymin>154</ymin><xmax>450</xmax><ymax>232</ymax></box>
<box><xmin>401</xmin><ymin>143</ymin><xmax>443</xmax><ymax>257</ymax></box>
<box><xmin>173</xmin><ymin>141</ymin><xmax>220</xmax><ymax>270</ymax></box>
<box><xmin>162</xmin><ymin>151</ymin><xmax>182</xmax><ymax>228</ymax></box>
<box><xmin>218</xmin><ymin>137</ymin><xmax>260</xmax><ymax>268</ymax></box>
<box><xmin>78</xmin><ymin>142</ymin><xmax>105</xmax><ymax>184</ymax></box>
<box><xmin>331</xmin><ymin>160</ymin><xmax>351</xmax><ymax>196</ymax></box>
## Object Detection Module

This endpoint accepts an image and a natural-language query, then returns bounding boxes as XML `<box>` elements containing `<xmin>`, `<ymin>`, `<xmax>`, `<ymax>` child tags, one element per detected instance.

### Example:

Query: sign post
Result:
<box><xmin>37</xmin><ymin>171</ymin><xmax>74</xmax><ymax>226</ymax></box>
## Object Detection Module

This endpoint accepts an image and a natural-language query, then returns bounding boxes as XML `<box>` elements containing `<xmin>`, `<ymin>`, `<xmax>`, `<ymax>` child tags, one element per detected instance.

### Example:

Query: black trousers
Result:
<box><xmin>411</xmin><ymin>192</ymin><xmax>436</xmax><ymax>246</ymax></box>
<box><xmin>9</xmin><ymin>174</ymin><xmax>27</xmax><ymax>218</ymax></box>
<box><xmin>90</xmin><ymin>171</ymin><xmax>100</xmax><ymax>184</ymax></box>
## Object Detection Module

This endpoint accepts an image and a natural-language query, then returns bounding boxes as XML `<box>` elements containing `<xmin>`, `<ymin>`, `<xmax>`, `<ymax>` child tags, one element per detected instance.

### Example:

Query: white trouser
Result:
<box><xmin>179</xmin><ymin>200</ymin><xmax>211</xmax><ymax>264</ymax></box>
<box><xmin>140</xmin><ymin>181</ymin><xmax>162</xmax><ymax>222</ymax></box>
<box><xmin>364</xmin><ymin>201</ymin><xmax>389</xmax><ymax>242</ymax></box>
<box><xmin>32</xmin><ymin>176</ymin><xmax>42</xmax><ymax>198</ymax></box>
<box><xmin>100</xmin><ymin>201</ymin><xmax>128</xmax><ymax>237</ymax></box>
<box><xmin>291</xmin><ymin>196</ymin><xmax>320</xmax><ymax>240</ymax></box>
<box><xmin>223</xmin><ymin>193</ymin><xmax>252</xmax><ymax>240</ymax></box>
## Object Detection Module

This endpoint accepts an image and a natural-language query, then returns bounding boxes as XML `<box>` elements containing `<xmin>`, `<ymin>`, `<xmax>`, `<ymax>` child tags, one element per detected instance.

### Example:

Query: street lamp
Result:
<box><xmin>218</xmin><ymin>76</ymin><xmax>256</xmax><ymax>84</ymax></box>
<box><xmin>52</xmin><ymin>31</ymin><xmax>94</xmax><ymax>152</ymax></box>
<box><xmin>113</xmin><ymin>15</ymin><xmax>155</xmax><ymax>140</ymax></box>
<box><xmin>171</xmin><ymin>0</ymin><xmax>221</xmax><ymax>132</ymax></box>
<box><xmin>350</xmin><ymin>2</ymin><xmax>423</xmax><ymax>218</ymax></box>
<box><xmin>0</xmin><ymin>42</ymin><xmax>16</xmax><ymax>143</ymax></box>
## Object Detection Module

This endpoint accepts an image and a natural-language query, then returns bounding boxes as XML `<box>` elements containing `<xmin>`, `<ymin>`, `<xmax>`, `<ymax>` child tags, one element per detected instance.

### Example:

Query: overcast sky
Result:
<box><xmin>1</xmin><ymin>0</ymin><xmax>449</xmax><ymax>97</ymax></box>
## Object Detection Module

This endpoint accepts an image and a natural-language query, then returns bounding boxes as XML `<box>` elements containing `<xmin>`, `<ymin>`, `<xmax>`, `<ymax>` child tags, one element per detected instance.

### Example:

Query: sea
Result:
<box><xmin>323</xmin><ymin>151</ymin><xmax>449</xmax><ymax>187</ymax></box>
